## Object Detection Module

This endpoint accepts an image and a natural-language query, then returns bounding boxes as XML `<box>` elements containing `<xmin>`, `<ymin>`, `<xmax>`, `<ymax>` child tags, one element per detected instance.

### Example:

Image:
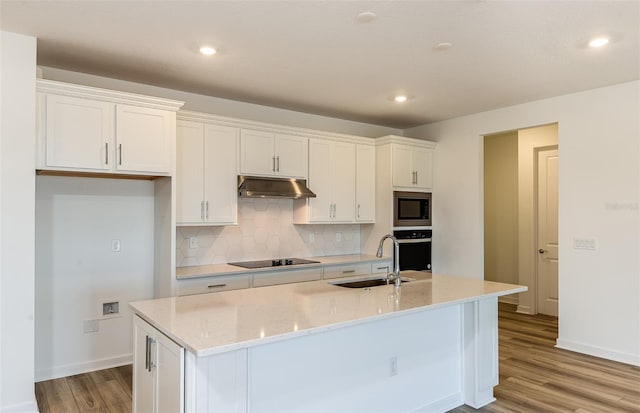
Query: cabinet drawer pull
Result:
<box><xmin>118</xmin><ymin>144</ymin><xmax>122</xmax><ymax>166</ymax></box>
<box><xmin>105</xmin><ymin>142</ymin><xmax>109</xmax><ymax>164</ymax></box>
<box><xmin>342</xmin><ymin>270</ymin><xmax>356</xmax><ymax>274</ymax></box>
<box><xmin>376</xmin><ymin>266</ymin><xmax>387</xmax><ymax>270</ymax></box>
<box><xmin>208</xmin><ymin>284</ymin><xmax>227</xmax><ymax>289</ymax></box>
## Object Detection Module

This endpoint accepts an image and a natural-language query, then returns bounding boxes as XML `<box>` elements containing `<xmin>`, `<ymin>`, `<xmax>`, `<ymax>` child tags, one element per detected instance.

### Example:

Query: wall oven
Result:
<box><xmin>393</xmin><ymin>191</ymin><xmax>432</xmax><ymax>227</ymax></box>
<box><xmin>394</xmin><ymin>229</ymin><xmax>432</xmax><ymax>272</ymax></box>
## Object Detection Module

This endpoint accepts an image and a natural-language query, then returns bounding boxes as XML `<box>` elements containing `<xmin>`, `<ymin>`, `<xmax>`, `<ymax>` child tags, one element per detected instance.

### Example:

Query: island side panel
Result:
<box><xmin>462</xmin><ymin>297</ymin><xmax>499</xmax><ymax>408</ymax></box>
<box><xmin>246</xmin><ymin>305</ymin><xmax>465</xmax><ymax>413</ymax></box>
<box><xmin>185</xmin><ymin>349</ymin><xmax>248</xmax><ymax>413</ymax></box>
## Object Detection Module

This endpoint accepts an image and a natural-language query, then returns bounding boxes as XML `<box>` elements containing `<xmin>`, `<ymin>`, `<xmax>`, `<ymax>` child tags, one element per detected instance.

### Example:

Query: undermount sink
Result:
<box><xmin>330</xmin><ymin>276</ymin><xmax>415</xmax><ymax>289</ymax></box>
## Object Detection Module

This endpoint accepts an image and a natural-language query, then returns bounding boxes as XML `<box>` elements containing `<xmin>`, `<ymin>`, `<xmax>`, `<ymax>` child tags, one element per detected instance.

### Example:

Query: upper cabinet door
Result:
<box><xmin>204</xmin><ymin>124</ymin><xmax>238</xmax><ymax>225</ymax></box>
<box><xmin>274</xmin><ymin>134</ymin><xmax>308</xmax><ymax>178</ymax></box>
<box><xmin>240</xmin><ymin>129</ymin><xmax>277</xmax><ymax>176</ymax></box>
<box><xmin>356</xmin><ymin>144</ymin><xmax>375</xmax><ymax>222</ymax></box>
<box><xmin>307</xmin><ymin>139</ymin><xmax>333</xmax><ymax>222</ymax></box>
<box><xmin>391</xmin><ymin>144</ymin><xmax>414</xmax><ymax>188</ymax></box>
<box><xmin>176</xmin><ymin>121</ymin><xmax>205</xmax><ymax>224</ymax></box>
<box><xmin>330</xmin><ymin>141</ymin><xmax>356</xmax><ymax>222</ymax></box>
<box><xmin>412</xmin><ymin>147</ymin><xmax>433</xmax><ymax>189</ymax></box>
<box><xmin>116</xmin><ymin>105</ymin><xmax>173</xmax><ymax>174</ymax></box>
<box><xmin>240</xmin><ymin>129</ymin><xmax>308</xmax><ymax>178</ymax></box>
<box><xmin>45</xmin><ymin>94</ymin><xmax>114</xmax><ymax>171</ymax></box>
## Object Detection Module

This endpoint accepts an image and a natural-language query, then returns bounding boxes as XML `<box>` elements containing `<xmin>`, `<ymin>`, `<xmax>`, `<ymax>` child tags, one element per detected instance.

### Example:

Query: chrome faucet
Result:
<box><xmin>376</xmin><ymin>234</ymin><xmax>401</xmax><ymax>288</ymax></box>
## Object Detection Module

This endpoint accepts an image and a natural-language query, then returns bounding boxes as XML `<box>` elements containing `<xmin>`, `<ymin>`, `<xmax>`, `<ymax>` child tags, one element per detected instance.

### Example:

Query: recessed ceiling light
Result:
<box><xmin>356</xmin><ymin>11</ymin><xmax>377</xmax><ymax>23</ymax></box>
<box><xmin>394</xmin><ymin>95</ymin><xmax>408</xmax><ymax>103</ymax></box>
<box><xmin>434</xmin><ymin>42</ymin><xmax>453</xmax><ymax>51</ymax></box>
<box><xmin>588</xmin><ymin>37</ymin><xmax>609</xmax><ymax>48</ymax></box>
<box><xmin>199</xmin><ymin>46</ymin><xmax>217</xmax><ymax>56</ymax></box>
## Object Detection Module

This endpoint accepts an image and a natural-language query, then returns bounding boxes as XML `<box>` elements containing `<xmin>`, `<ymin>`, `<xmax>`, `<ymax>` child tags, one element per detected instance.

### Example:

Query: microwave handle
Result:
<box><xmin>397</xmin><ymin>238</ymin><xmax>432</xmax><ymax>244</ymax></box>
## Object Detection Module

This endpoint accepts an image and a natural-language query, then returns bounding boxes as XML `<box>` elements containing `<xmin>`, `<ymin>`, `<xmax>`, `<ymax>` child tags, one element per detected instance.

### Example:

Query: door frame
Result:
<box><xmin>534</xmin><ymin>145</ymin><xmax>559</xmax><ymax>316</ymax></box>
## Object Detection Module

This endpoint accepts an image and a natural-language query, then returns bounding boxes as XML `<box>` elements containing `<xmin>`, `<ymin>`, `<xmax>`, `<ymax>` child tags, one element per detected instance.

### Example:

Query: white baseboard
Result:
<box><xmin>516</xmin><ymin>304</ymin><xmax>532</xmax><ymax>314</ymax></box>
<box><xmin>413</xmin><ymin>392</ymin><xmax>464</xmax><ymax>412</ymax></box>
<box><xmin>0</xmin><ymin>400</ymin><xmax>39</xmax><ymax>413</ymax></box>
<box><xmin>35</xmin><ymin>354</ymin><xmax>132</xmax><ymax>382</ymax></box>
<box><xmin>556</xmin><ymin>338</ymin><xmax>640</xmax><ymax>367</ymax></box>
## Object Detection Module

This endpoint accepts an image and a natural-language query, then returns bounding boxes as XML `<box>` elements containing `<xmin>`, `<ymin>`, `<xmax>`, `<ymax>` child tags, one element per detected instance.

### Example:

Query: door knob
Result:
<box><xmin>538</xmin><ymin>249</ymin><xmax>547</xmax><ymax>254</ymax></box>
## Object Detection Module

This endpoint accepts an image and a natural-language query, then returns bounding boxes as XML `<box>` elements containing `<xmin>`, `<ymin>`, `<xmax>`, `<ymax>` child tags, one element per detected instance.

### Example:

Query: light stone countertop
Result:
<box><xmin>131</xmin><ymin>272</ymin><xmax>526</xmax><ymax>358</ymax></box>
<box><xmin>176</xmin><ymin>254</ymin><xmax>389</xmax><ymax>279</ymax></box>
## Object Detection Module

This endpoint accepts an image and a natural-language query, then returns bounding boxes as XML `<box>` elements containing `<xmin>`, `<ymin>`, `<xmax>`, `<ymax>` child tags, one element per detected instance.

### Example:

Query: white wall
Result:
<box><xmin>177</xmin><ymin>198</ymin><xmax>360</xmax><ymax>267</ymax></box>
<box><xmin>406</xmin><ymin>81</ymin><xmax>640</xmax><ymax>366</ymax></box>
<box><xmin>0</xmin><ymin>31</ymin><xmax>38</xmax><ymax>412</ymax></box>
<box><xmin>35</xmin><ymin>176</ymin><xmax>156</xmax><ymax>381</ymax></box>
<box><xmin>40</xmin><ymin>67</ymin><xmax>402</xmax><ymax>139</ymax></box>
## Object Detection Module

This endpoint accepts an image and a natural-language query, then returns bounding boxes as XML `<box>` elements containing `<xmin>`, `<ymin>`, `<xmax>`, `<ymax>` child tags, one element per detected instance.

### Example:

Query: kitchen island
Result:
<box><xmin>130</xmin><ymin>272</ymin><xmax>526</xmax><ymax>412</ymax></box>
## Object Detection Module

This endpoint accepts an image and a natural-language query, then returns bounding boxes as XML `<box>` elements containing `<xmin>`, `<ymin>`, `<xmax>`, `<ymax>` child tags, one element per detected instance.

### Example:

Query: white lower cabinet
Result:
<box><xmin>252</xmin><ymin>268</ymin><xmax>322</xmax><ymax>288</ymax></box>
<box><xmin>322</xmin><ymin>263</ymin><xmax>372</xmax><ymax>280</ymax></box>
<box><xmin>134</xmin><ymin>316</ymin><xmax>184</xmax><ymax>413</ymax></box>
<box><xmin>176</xmin><ymin>274</ymin><xmax>251</xmax><ymax>296</ymax></box>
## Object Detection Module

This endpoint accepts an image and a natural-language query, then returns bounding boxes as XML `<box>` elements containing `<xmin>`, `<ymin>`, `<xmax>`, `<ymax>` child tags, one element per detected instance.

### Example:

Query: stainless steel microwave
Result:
<box><xmin>393</xmin><ymin>191</ymin><xmax>432</xmax><ymax>227</ymax></box>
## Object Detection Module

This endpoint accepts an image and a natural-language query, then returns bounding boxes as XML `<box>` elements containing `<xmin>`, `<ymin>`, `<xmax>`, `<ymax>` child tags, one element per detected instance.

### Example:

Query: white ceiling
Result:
<box><xmin>2</xmin><ymin>1</ymin><xmax>639</xmax><ymax>129</ymax></box>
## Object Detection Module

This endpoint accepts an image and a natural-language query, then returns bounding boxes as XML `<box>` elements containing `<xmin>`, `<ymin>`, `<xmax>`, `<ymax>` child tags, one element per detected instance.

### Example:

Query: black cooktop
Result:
<box><xmin>228</xmin><ymin>258</ymin><xmax>320</xmax><ymax>269</ymax></box>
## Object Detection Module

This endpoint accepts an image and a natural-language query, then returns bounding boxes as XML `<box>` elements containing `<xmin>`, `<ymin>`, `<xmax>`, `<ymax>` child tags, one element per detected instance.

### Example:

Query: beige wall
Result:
<box><xmin>483</xmin><ymin>132</ymin><xmax>519</xmax><ymax>286</ymax></box>
<box><xmin>517</xmin><ymin>124</ymin><xmax>558</xmax><ymax>313</ymax></box>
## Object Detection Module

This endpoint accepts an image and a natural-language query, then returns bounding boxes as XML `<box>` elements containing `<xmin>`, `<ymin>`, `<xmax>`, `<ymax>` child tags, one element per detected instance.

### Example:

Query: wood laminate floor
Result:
<box><xmin>35</xmin><ymin>304</ymin><xmax>640</xmax><ymax>413</ymax></box>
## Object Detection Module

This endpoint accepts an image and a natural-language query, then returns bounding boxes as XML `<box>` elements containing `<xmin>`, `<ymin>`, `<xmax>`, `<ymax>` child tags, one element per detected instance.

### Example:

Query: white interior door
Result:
<box><xmin>537</xmin><ymin>147</ymin><xmax>559</xmax><ymax>316</ymax></box>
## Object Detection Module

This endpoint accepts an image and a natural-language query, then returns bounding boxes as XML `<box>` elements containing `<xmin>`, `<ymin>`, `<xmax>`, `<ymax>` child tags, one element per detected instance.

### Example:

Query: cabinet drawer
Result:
<box><xmin>252</xmin><ymin>268</ymin><xmax>322</xmax><ymax>288</ymax></box>
<box><xmin>176</xmin><ymin>274</ymin><xmax>250</xmax><ymax>296</ymax></box>
<box><xmin>371</xmin><ymin>261</ymin><xmax>393</xmax><ymax>274</ymax></box>
<box><xmin>323</xmin><ymin>263</ymin><xmax>372</xmax><ymax>280</ymax></box>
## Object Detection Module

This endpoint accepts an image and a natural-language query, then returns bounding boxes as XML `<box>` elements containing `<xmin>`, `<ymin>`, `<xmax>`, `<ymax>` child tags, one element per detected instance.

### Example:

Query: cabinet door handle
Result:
<box><xmin>118</xmin><ymin>144</ymin><xmax>122</xmax><ymax>166</ymax></box>
<box><xmin>105</xmin><ymin>142</ymin><xmax>109</xmax><ymax>165</ymax></box>
<box><xmin>276</xmin><ymin>156</ymin><xmax>280</xmax><ymax>172</ymax></box>
<box><xmin>145</xmin><ymin>335</ymin><xmax>151</xmax><ymax>371</ymax></box>
<box><xmin>148</xmin><ymin>337</ymin><xmax>156</xmax><ymax>371</ymax></box>
<box><xmin>205</xmin><ymin>201</ymin><xmax>209</xmax><ymax>220</ymax></box>
<box><xmin>208</xmin><ymin>284</ymin><xmax>227</xmax><ymax>289</ymax></box>
<box><xmin>272</xmin><ymin>156</ymin><xmax>276</xmax><ymax>172</ymax></box>
<box><xmin>376</xmin><ymin>266</ymin><xmax>388</xmax><ymax>270</ymax></box>
<box><xmin>357</xmin><ymin>204</ymin><xmax>361</xmax><ymax>218</ymax></box>
<box><xmin>342</xmin><ymin>270</ymin><xmax>356</xmax><ymax>274</ymax></box>
<box><xmin>201</xmin><ymin>201</ymin><xmax>204</xmax><ymax>220</ymax></box>
<box><xmin>334</xmin><ymin>204</ymin><xmax>336</xmax><ymax>217</ymax></box>
<box><xmin>415</xmin><ymin>171</ymin><xmax>418</xmax><ymax>185</ymax></box>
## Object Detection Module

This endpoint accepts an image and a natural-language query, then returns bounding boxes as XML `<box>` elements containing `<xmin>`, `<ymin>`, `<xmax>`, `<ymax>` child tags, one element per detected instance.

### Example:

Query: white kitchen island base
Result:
<box><xmin>131</xmin><ymin>273</ymin><xmax>525</xmax><ymax>412</ymax></box>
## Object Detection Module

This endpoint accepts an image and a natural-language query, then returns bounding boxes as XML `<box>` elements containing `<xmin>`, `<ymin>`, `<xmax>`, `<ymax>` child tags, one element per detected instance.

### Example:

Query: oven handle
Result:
<box><xmin>397</xmin><ymin>238</ymin><xmax>432</xmax><ymax>244</ymax></box>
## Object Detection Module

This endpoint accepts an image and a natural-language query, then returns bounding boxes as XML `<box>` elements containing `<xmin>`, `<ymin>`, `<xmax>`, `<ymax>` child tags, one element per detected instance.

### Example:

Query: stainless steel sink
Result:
<box><xmin>330</xmin><ymin>276</ymin><xmax>415</xmax><ymax>288</ymax></box>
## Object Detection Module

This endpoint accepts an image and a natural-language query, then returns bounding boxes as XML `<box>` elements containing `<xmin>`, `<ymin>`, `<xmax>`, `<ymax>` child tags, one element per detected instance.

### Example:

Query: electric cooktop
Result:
<box><xmin>228</xmin><ymin>258</ymin><xmax>320</xmax><ymax>269</ymax></box>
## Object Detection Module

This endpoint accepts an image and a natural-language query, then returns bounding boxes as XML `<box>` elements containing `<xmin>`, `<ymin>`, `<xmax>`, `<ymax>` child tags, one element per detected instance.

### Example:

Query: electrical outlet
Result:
<box><xmin>189</xmin><ymin>236</ymin><xmax>198</xmax><ymax>249</ymax></box>
<box><xmin>99</xmin><ymin>298</ymin><xmax>121</xmax><ymax>319</ymax></box>
<box><xmin>390</xmin><ymin>356</ymin><xmax>398</xmax><ymax>376</ymax></box>
<box><xmin>111</xmin><ymin>239</ymin><xmax>121</xmax><ymax>252</ymax></box>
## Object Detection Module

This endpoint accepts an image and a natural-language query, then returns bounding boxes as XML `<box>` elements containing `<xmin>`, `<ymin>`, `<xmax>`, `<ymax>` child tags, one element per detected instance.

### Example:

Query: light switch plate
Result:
<box><xmin>573</xmin><ymin>237</ymin><xmax>596</xmax><ymax>250</ymax></box>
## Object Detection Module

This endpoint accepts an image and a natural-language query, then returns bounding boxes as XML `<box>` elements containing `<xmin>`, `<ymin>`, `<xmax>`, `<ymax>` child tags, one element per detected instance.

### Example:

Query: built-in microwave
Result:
<box><xmin>393</xmin><ymin>191</ymin><xmax>432</xmax><ymax>227</ymax></box>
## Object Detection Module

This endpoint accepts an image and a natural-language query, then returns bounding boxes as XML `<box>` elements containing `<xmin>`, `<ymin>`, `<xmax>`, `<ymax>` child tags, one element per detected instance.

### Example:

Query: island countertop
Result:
<box><xmin>130</xmin><ymin>272</ymin><xmax>526</xmax><ymax>358</ymax></box>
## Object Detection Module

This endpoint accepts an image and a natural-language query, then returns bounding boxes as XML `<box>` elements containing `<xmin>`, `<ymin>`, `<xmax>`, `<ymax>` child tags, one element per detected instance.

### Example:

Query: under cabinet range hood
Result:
<box><xmin>238</xmin><ymin>175</ymin><xmax>316</xmax><ymax>199</ymax></box>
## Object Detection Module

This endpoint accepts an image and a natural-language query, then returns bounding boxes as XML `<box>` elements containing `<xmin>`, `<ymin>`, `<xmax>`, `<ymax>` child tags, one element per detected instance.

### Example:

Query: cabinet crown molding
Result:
<box><xmin>375</xmin><ymin>135</ymin><xmax>437</xmax><ymax>149</ymax></box>
<box><xmin>178</xmin><ymin>110</ymin><xmax>375</xmax><ymax>146</ymax></box>
<box><xmin>37</xmin><ymin>79</ymin><xmax>185</xmax><ymax>112</ymax></box>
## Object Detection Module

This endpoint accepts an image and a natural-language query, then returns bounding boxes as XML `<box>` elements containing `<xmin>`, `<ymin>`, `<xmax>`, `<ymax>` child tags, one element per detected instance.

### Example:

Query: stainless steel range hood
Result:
<box><xmin>238</xmin><ymin>175</ymin><xmax>316</xmax><ymax>199</ymax></box>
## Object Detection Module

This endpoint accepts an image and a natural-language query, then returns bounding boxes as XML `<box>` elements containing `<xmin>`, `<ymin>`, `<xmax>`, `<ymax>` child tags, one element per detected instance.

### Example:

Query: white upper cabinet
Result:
<box><xmin>37</xmin><ymin>80</ymin><xmax>183</xmax><ymax>176</ymax></box>
<box><xmin>116</xmin><ymin>104</ymin><xmax>173</xmax><ymax>174</ymax></box>
<box><xmin>356</xmin><ymin>144</ymin><xmax>375</xmax><ymax>222</ymax></box>
<box><xmin>295</xmin><ymin>139</ymin><xmax>355</xmax><ymax>223</ymax></box>
<box><xmin>240</xmin><ymin>129</ymin><xmax>308</xmax><ymax>178</ymax></box>
<box><xmin>44</xmin><ymin>94</ymin><xmax>114</xmax><ymax>171</ymax></box>
<box><xmin>392</xmin><ymin>143</ymin><xmax>434</xmax><ymax>190</ymax></box>
<box><xmin>176</xmin><ymin>120</ymin><xmax>238</xmax><ymax>226</ymax></box>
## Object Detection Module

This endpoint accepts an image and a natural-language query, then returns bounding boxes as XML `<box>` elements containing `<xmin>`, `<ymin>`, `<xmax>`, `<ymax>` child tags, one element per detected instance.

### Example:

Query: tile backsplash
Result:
<box><xmin>176</xmin><ymin>198</ymin><xmax>361</xmax><ymax>267</ymax></box>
